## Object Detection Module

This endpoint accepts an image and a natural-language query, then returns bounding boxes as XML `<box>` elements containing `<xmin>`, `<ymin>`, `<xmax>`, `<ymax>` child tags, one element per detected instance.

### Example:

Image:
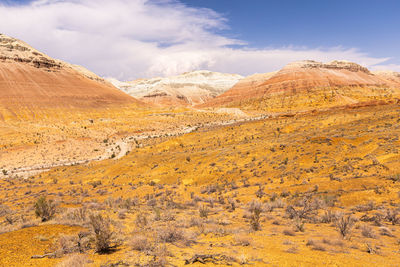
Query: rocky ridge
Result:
<box><xmin>0</xmin><ymin>33</ymin><xmax>104</xmax><ymax>82</ymax></box>
<box><xmin>284</xmin><ymin>60</ymin><xmax>371</xmax><ymax>73</ymax></box>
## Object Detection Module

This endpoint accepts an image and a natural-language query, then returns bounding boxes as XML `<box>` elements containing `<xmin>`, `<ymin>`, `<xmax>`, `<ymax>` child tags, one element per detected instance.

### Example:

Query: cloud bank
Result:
<box><xmin>0</xmin><ymin>0</ymin><xmax>396</xmax><ymax>80</ymax></box>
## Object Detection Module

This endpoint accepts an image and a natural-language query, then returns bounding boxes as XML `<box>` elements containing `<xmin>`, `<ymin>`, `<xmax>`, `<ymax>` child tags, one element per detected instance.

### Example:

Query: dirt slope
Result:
<box><xmin>0</xmin><ymin>34</ymin><xmax>139</xmax><ymax>119</ymax></box>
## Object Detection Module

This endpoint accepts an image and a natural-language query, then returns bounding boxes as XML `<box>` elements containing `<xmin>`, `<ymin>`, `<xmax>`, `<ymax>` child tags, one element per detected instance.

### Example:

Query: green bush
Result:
<box><xmin>34</xmin><ymin>196</ymin><xmax>57</xmax><ymax>222</ymax></box>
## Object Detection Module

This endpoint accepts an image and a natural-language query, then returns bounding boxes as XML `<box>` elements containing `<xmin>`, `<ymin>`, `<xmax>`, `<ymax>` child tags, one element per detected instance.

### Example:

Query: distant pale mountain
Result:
<box><xmin>107</xmin><ymin>70</ymin><xmax>243</xmax><ymax>106</ymax></box>
<box><xmin>0</xmin><ymin>34</ymin><xmax>138</xmax><ymax>120</ymax></box>
<box><xmin>200</xmin><ymin>60</ymin><xmax>400</xmax><ymax>112</ymax></box>
<box><xmin>372</xmin><ymin>70</ymin><xmax>400</xmax><ymax>85</ymax></box>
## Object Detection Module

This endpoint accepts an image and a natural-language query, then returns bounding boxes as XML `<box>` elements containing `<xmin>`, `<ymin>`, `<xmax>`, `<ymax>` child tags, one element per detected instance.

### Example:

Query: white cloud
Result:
<box><xmin>371</xmin><ymin>64</ymin><xmax>400</xmax><ymax>72</ymax></box>
<box><xmin>0</xmin><ymin>0</ymin><xmax>394</xmax><ymax>80</ymax></box>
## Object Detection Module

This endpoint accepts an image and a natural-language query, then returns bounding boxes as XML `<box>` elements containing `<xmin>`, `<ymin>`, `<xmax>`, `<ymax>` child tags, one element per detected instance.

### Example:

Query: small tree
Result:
<box><xmin>34</xmin><ymin>196</ymin><xmax>57</xmax><ymax>222</ymax></box>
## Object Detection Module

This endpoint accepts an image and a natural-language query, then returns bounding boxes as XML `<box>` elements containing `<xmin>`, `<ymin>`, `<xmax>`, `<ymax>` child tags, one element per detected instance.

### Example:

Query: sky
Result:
<box><xmin>0</xmin><ymin>0</ymin><xmax>399</xmax><ymax>80</ymax></box>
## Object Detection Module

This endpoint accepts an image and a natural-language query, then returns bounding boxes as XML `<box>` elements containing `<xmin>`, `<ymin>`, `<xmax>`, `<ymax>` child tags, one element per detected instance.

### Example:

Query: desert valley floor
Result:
<box><xmin>1</xmin><ymin>103</ymin><xmax>400</xmax><ymax>266</ymax></box>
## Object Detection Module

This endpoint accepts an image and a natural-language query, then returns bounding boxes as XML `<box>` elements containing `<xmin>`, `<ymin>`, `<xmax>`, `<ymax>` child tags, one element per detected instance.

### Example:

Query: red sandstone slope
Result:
<box><xmin>200</xmin><ymin>60</ymin><xmax>400</xmax><ymax>112</ymax></box>
<box><xmin>0</xmin><ymin>34</ymin><xmax>139</xmax><ymax>118</ymax></box>
<box><xmin>197</xmin><ymin>71</ymin><xmax>277</xmax><ymax>108</ymax></box>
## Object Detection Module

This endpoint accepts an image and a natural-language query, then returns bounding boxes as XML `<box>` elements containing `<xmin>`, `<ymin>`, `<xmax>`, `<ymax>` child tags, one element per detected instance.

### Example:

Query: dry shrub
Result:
<box><xmin>189</xmin><ymin>216</ymin><xmax>203</xmax><ymax>227</ymax></box>
<box><xmin>53</xmin><ymin>232</ymin><xmax>91</xmax><ymax>257</ymax></box>
<box><xmin>264</xmin><ymin>199</ymin><xmax>285</xmax><ymax>213</ymax></box>
<box><xmin>0</xmin><ymin>204</ymin><xmax>11</xmax><ymax>217</ymax></box>
<box><xmin>283</xmin><ymin>229</ymin><xmax>296</xmax><ymax>236</ymax></box>
<box><xmin>54</xmin><ymin>235</ymin><xmax>79</xmax><ymax>257</ymax></box>
<box><xmin>285</xmin><ymin>246</ymin><xmax>298</xmax><ymax>253</ymax></box>
<box><xmin>354</xmin><ymin>201</ymin><xmax>377</xmax><ymax>212</ymax></box>
<box><xmin>293</xmin><ymin>217</ymin><xmax>305</xmax><ymax>232</ymax></box>
<box><xmin>118</xmin><ymin>209</ymin><xmax>127</xmax><ymax>220</ymax></box>
<box><xmin>147</xmin><ymin>198</ymin><xmax>157</xmax><ymax>207</ymax></box>
<box><xmin>233</xmin><ymin>234</ymin><xmax>251</xmax><ymax>246</ymax></box>
<box><xmin>335</xmin><ymin>214</ymin><xmax>355</xmax><ymax>238</ymax></box>
<box><xmin>56</xmin><ymin>254</ymin><xmax>91</xmax><ymax>267</ymax></box>
<box><xmin>379</xmin><ymin>226</ymin><xmax>394</xmax><ymax>237</ymax></box>
<box><xmin>217</xmin><ymin>217</ymin><xmax>231</xmax><ymax>226</ymax></box>
<box><xmin>5</xmin><ymin>214</ymin><xmax>18</xmax><ymax>225</ymax></box>
<box><xmin>130</xmin><ymin>234</ymin><xmax>152</xmax><ymax>252</ymax></box>
<box><xmin>85</xmin><ymin>202</ymin><xmax>106</xmax><ymax>211</ymax></box>
<box><xmin>100</xmin><ymin>260</ymin><xmax>130</xmax><ymax>267</ymax></box>
<box><xmin>157</xmin><ymin>224</ymin><xmax>196</xmax><ymax>246</ymax></box>
<box><xmin>161</xmin><ymin>210</ymin><xmax>175</xmax><ymax>222</ymax></box>
<box><xmin>199</xmin><ymin>204</ymin><xmax>209</xmax><ymax>218</ymax></box>
<box><xmin>360</xmin><ymin>212</ymin><xmax>384</xmax><ymax>226</ymax></box>
<box><xmin>59</xmin><ymin>207</ymin><xmax>88</xmax><ymax>225</ymax></box>
<box><xmin>320</xmin><ymin>210</ymin><xmax>340</xmax><ymax>223</ymax></box>
<box><xmin>271</xmin><ymin>198</ymin><xmax>285</xmax><ymax>209</ymax></box>
<box><xmin>145</xmin><ymin>243</ymin><xmax>170</xmax><ymax>266</ymax></box>
<box><xmin>135</xmin><ymin>212</ymin><xmax>148</xmax><ymax>228</ymax></box>
<box><xmin>205</xmin><ymin>197</ymin><xmax>215</xmax><ymax>208</ymax></box>
<box><xmin>286</xmin><ymin>196</ymin><xmax>318</xmax><ymax>220</ymax></box>
<box><xmin>238</xmin><ymin>254</ymin><xmax>249</xmax><ymax>265</ymax></box>
<box><xmin>264</xmin><ymin>202</ymin><xmax>274</xmax><ymax>212</ymax></box>
<box><xmin>306</xmin><ymin>239</ymin><xmax>316</xmax><ymax>246</ymax></box>
<box><xmin>361</xmin><ymin>224</ymin><xmax>376</xmax><ymax>238</ymax></box>
<box><xmin>119</xmin><ymin>197</ymin><xmax>138</xmax><ymax>210</ymax></box>
<box><xmin>282</xmin><ymin>240</ymin><xmax>294</xmax><ymax>245</ymax></box>
<box><xmin>89</xmin><ymin>213</ymin><xmax>115</xmax><ymax>253</ymax></box>
<box><xmin>202</xmin><ymin>224</ymin><xmax>233</xmax><ymax>237</ymax></box>
<box><xmin>226</xmin><ymin>197</ymin><xmax>236</xmax><ymax>212</ymax></box>
<box><xmin>157</xmin><ymin>225</ymin><xmax>185</xmax><ymax>243</ymax></box>
<box><xmin>311</xmin><ymin>243</ymin><xmax>326</xmax><ymax>251</ymax></box>
<box><xmin>272</xmin><ymin>220</ymin><xmax>280</xmax><ymax>225</ymax></box>
<box><xmin>366</xmin><ymin>243</ymin><xmax>381</xmax><ymax>255</ymax></box>
<box><xmin>34</xmin><ymin>196</ymin><xmax>57</xmax><ymax>222</ymax></box>
<box><xmin>201</xmin><ymin>184</ymin><xmax>219</xmax><ymax>194</ymax></box>
<box><xmin>255</xmin><ymin>185</ymin><xmax>265</xmax><ymax>198</ymax></box>
<box><xmin>321</xmin><ymin>238</ymin><xmax>345</xmax><ymax>249</ymax></box>
<box><xmin>247</xmin><ymin>200</ymin><xmax>262</xmax><ymax>231</ymax></box>
<box><xmin>385</xmin><ymin>208</ymin><xmax>400</xmax><ymax>225</ymax></box>
<box><xmin>306</xmin><ymin>239</ymin><xmax>326</xmax><ymax>251</ymax></box>
<box><xmin>0</xmin><ymin>224</ymin><xmax>18</xmax><ymax>234</ymax></box>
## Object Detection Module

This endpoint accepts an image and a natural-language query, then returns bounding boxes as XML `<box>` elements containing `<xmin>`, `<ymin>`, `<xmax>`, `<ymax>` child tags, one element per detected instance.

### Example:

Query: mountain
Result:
<box><xmin>200</xmin><ymin>60</ymin><xmax>400</xmax><ymax>112</ymax></box>
<box><xmin>373</xmin><ymin>70</ymin><xmax>400</xmax><ymax>85</ymax></box>
<box><xmin>0</xmin><ymin>34</ymin><xmax>138</xmax><ymax>120</ymax></box>
<box><xmin>108</xmin><ymin>70</ymin><xmax>243</xmax><ymax>106</ymax></box>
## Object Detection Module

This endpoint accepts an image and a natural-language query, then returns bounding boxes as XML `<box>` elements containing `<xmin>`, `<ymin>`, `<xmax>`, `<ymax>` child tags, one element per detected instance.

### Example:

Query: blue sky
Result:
<box><xmin>182</xmin><ymin>0</ymin><xmax>400</xmax><ymax>62</ymax></box>
<box><xmin>0</xmin><ymin>0</ymin><xmax>399</xmax><ymax>79</ymax></box>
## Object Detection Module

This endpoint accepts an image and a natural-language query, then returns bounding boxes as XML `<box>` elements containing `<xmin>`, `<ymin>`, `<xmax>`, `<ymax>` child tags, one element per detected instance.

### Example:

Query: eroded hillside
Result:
<box><xmin>201</xmin><ymin>60</ymin><xmax>400</xmax><ymax>113</ymax></box>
